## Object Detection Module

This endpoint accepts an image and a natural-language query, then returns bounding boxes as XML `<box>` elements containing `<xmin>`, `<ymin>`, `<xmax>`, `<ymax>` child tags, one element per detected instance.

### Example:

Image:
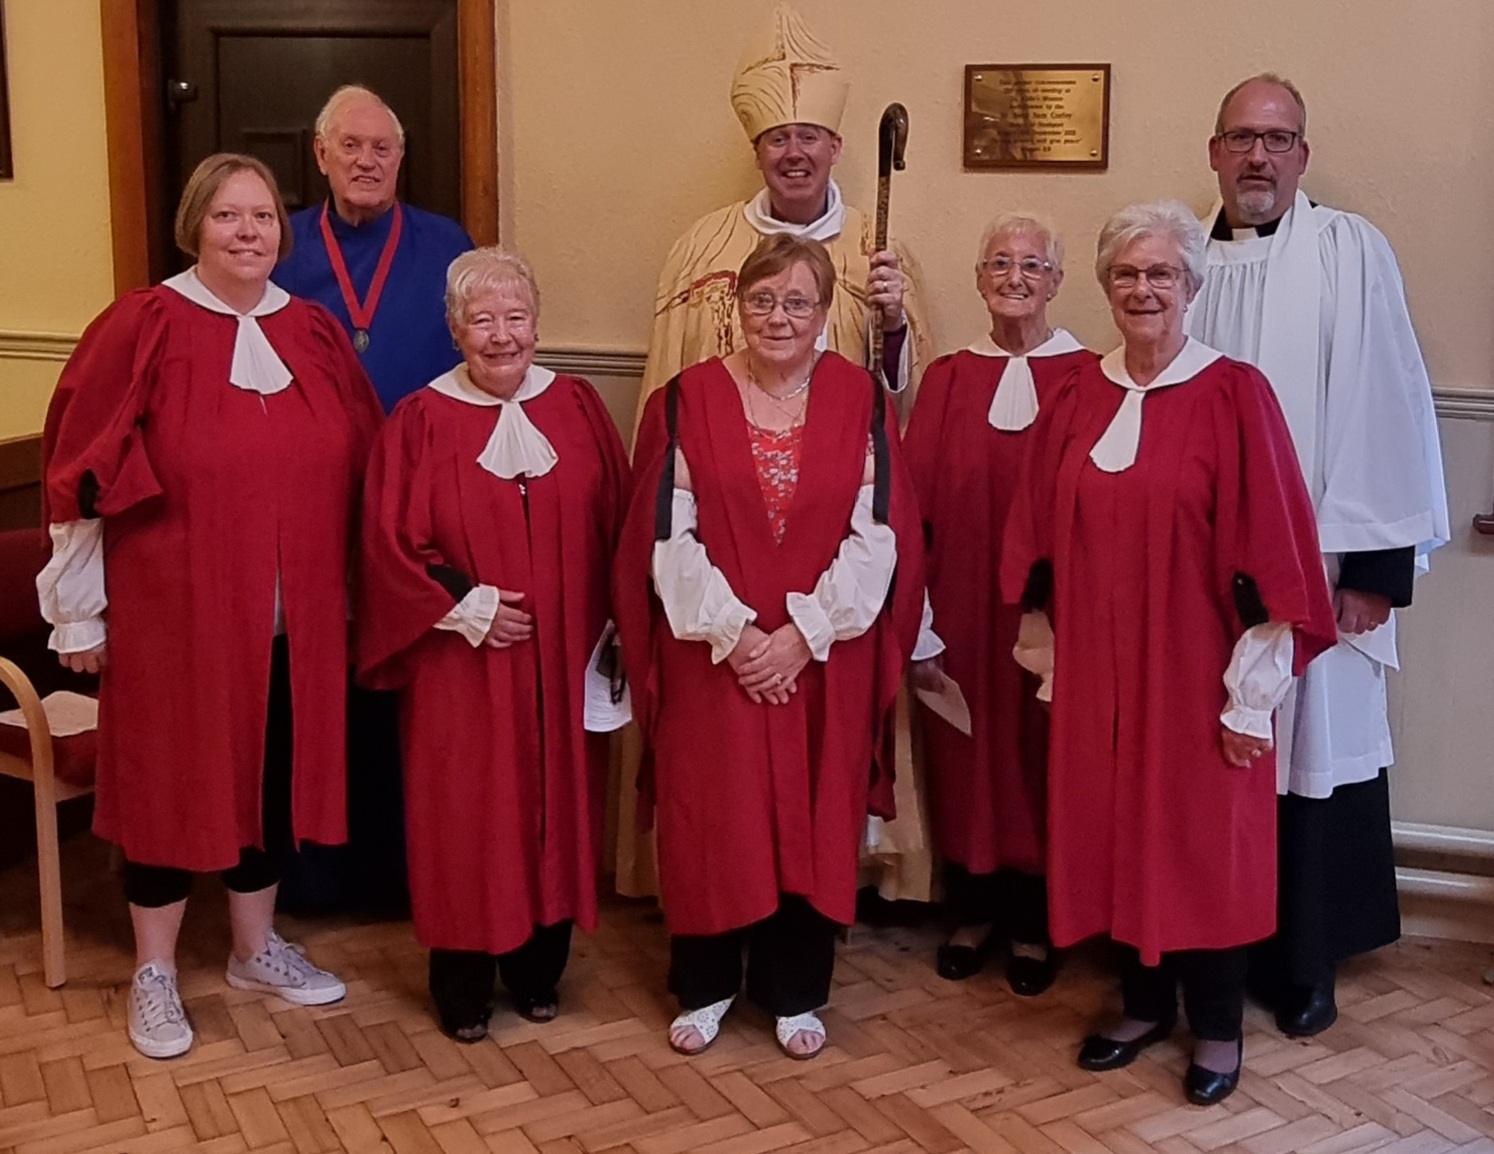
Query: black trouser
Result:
<box><xmin>122</xmin><ymin>637</ymin><xmax>292</xmax><ymax>908</ymax></box>
<box><xmin>668</xmin><ymin>894</ymin><xmax>837</xmax><ymax>1017</ymax></box>
<box><xmin>1120</xmin><ymin>945</ymin><xmax>1249</xmax><ymax>1042</ymax></box>
<box><xmin>943</xmin><ymin>862</ymin><xmax>1049</xmax><ymax>946</ymax></box>
<box><xmin>429</xmin><ymin>921</ymin><xmax>574</xmax><ymax>1029</ymax></box>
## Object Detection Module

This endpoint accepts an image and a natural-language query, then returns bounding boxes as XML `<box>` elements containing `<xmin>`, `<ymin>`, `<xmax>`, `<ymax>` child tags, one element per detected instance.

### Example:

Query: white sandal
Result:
<box><xmin>668</xmin><ymin>996</ymin><xmax>734</xmax><ymax>1055</ymax></box>
<box><xmin>775</xmin><ymin>1011</ymin><xmax>827</xmax><ymax>1060</ymax></box>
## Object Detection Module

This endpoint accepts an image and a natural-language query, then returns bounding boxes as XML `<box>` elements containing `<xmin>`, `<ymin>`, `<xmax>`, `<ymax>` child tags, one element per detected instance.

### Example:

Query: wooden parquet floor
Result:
<box><xmin>5</xmin><ymin>840</ymin><xmax>1494</xmax><ymax>1154</ymax></box>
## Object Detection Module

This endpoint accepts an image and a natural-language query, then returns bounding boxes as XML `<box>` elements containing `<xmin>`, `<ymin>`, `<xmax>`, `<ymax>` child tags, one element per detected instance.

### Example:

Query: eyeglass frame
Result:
<box><xmin>1106</xmin><ymin>263</ymin><xmax>1187</xmax><ymax>290</ymax></box>
<box><xmin>739</xmin><ymin>290</ymin><xmax>823</xmax><ymax>319</ymax></box>
<box><xmin>1214</xmin><ymin>128</ymin><xmax>1303</xmax><ymax>154</ymax></box>
<box><xmin>978</xmin><ymin>254</ymin><xmax>1055</xmax><ymax>280</ymax></box>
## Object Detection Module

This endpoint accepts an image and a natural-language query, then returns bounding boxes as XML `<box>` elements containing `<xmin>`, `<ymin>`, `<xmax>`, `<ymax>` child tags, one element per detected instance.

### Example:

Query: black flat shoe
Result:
<box><xmin>936</xmin><ymin>933</ymin><xmax>997</xmax><ymax>981</ymax></box>
<box><xmin>1275</xmin><ymin>980</ymin><xmax>1337</xmax><ymax>1037</ymax></box>
<box><xmin>1006</xmin><ymin>952</ymin><xmax>1057</xmax><ymax>997</ymax></box>
<box><xmin>1185</xmin><ymin>1038</ymin><xmax>1242</xmax><ymax>1106</ymax></box>
<box><xmin>515</xmin><ymin>989</ymin><xmax>559</xmax><ymax>1023</ymax></box>
<box><xmin>1077</xmin><ymin>1018</ymin><xmax>1175</xmax><ymax>1071</ymax></box>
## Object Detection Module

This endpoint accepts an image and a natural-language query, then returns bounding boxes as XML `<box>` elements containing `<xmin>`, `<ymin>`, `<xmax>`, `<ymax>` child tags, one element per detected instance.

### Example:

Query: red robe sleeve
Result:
<box><xmin>1212</xmin><ymin>363</ymin><xmax>1338</xmax><ymax>670</ymax></box>
<box><xmin>568</xmin><ymin>377</ymin><xmax>633</xmax><ymax>557</ymax></box>
<box><xmin>42</xmin><ymin>290</ymin><xmax>171</xmax><ymax>524</ymax></box>
<box><xmin>356</xmin><ymin>399</ymin><xmax>465</xmax><ymax>690</ymax></box>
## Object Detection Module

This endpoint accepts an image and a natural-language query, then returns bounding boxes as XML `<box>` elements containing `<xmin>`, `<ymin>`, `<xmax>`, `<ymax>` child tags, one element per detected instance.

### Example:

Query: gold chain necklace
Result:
<box><xmin>745</xmin><ymin>357</ymin><xmax>813</xmax><ymax>428</ymax></box>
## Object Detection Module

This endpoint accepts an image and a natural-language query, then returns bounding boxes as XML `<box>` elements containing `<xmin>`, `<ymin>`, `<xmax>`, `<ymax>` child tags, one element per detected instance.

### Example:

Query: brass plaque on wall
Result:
<box><xmin>963</xmin><ymin>64</ymin><xmax>1110</xmax><ymax>170</ymax></box>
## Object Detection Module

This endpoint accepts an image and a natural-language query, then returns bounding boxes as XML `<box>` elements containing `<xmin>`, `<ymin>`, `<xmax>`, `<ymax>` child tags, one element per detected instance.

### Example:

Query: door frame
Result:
<box><xmin>99</xmin><ymin>0</ymin><xmax>498</xmax><ymax>295</ymax></box>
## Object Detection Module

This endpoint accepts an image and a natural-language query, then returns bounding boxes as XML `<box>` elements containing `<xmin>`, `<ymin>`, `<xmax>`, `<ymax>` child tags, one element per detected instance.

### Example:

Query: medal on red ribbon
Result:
<box><xmin>320</xmin><ymin>201</ymin><xmax>403</xmax><ymax>354</ymax></box>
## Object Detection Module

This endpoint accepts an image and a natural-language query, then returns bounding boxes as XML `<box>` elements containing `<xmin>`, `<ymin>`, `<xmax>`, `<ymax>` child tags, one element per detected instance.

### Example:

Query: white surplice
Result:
<box><xmin>1186</xmin><ymin>190</ymin><xmax>1450</xmax><ymax>798</ymax></box>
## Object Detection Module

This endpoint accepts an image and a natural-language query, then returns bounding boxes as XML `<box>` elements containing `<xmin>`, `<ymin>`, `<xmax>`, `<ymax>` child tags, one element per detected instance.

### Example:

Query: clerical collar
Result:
<box><xmin>1210</xmin><ymin>199</ymin><xmax>1316</xmax><ymax>241</ymax></box>
<box><xmin>743</xmin><ymin>180</ymin><xmax>845</xmax><ymax>242</ymax></box>
<box><xmin>326</xmin><ymin>201</ymin><xmax>400</xmax><ymax>239</ymax></box>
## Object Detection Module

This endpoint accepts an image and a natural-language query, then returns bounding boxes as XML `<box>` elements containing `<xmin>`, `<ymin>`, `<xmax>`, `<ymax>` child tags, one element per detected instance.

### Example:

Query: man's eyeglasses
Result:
<box><xmin>1107</xmin><ymin>264</ymin><xmax>1183</xmax><ymax>290</ymax></box>
<box><xmin>741</xmin><ymin>292</ymin><xmax>819</xmax><ymax>319</ymax></box>
<box><xmin>1217</xmin><ymin>129</ymin><xmax>1301</xmax><ymax>154</ymax></box>
<box><xmin>980</xmin><ymin>255</ymin><xmax>1053</xmax><ymax>279</ymax></box>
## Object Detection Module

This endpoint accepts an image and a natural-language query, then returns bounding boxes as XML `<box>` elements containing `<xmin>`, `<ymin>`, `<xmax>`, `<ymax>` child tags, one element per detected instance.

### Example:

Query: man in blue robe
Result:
<box><xmin>275</xmin><ymin>85</ymin><xmax>473</xmax><ymax>915</ymax></box>
<box><xmin>277</xmin><ymin>84</ymin><xmax>473</xmax><ymax>412</ymax></box>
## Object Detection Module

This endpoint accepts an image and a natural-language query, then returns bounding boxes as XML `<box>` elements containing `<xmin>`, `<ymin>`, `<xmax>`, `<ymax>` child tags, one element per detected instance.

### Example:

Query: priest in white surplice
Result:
<box><xmin>1186</xmin><ymin>74</ymin><xmax>1449</xmax><ymax>1039</ymax></box>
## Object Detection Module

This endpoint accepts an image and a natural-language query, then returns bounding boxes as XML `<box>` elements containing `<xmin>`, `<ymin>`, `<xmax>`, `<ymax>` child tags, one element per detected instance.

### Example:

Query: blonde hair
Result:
<box><xmin>173</xmin><ymin>153</ymin><xmax>292</xmax><ymax>261</ymax></box>
<box><xmin>446</xmin><ymin>247</ymin><xmax>541</xmax><ymax>326</ymax></box>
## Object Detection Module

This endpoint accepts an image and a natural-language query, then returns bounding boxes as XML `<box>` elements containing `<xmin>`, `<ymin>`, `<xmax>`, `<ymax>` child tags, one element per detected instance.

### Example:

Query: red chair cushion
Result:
<box><xmin>0</xmin><ymin>721</ymin><xmax>98</xmax><ymax>790</ymax></box>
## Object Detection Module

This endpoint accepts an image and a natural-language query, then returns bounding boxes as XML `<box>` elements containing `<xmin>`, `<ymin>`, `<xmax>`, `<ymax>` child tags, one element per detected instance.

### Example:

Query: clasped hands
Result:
<box><xmin>484</xmin><ymin>589</ymin><xmax>533</xmax><ymax>648</ymax></box>
<box><xmin>728</xmin><ymin>623</ymin><xmax>812</xmax><ymax>705</ymax></box>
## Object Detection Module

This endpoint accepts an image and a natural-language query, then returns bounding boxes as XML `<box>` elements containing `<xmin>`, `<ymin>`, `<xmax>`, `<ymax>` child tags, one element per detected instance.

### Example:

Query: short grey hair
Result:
<box><xmin>446</xmin><ymin>247</ymin><xmax>541</xmax><ymax>326</ymax></box>
<box><xmin>1214</xmin><ymin>72</ymin><xmax>1307</xmax><ymax>136</ymax></box>
<box><xmin>314</xmin><ymin>85</ymin><xmax>406</xmax><ymax>146</ymax></box>
<box><xmin>1094</xmin><ymin>201</ymin><xmax>1208</xmax><ymax>294</ymax></box>
<box><xmin>976</xmin><ymin>212</ymin><xmax>1064</xmax><ymax>271</ymax></box>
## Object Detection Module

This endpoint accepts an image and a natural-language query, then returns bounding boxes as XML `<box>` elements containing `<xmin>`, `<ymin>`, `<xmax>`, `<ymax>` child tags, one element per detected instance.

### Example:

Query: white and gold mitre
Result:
<box><xmin>729</xmin><ymin>4</ymin><xmax>849</xmax><ymax>141</ymax></box>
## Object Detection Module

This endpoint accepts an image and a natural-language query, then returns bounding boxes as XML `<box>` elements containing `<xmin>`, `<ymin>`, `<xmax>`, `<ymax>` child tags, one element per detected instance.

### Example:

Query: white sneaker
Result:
<box><xmin>225</xmin><ymin>930</ymin><xmax>347</xmax><ymax>1006</ymax></box>
<box><xmin>128</xmin><ymin>962</ymin><xmax>194</xmax><ymax>1059</ymax></box>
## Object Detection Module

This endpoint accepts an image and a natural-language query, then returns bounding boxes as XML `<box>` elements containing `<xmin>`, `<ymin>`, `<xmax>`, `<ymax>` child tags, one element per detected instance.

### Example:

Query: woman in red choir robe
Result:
<box><xmin>1000</xmin><ymin>202</ymin><xmax>1336</xmax><ymax>1105</ymax></box>
<box><xmin>902</xmin><ymin>212</ymin><xmax>1095</xmax><ymax>996</ymax></box>
<box><xmin>358</xmin><ymin>248</ymin><xmax>630</xmax><ymax>1042</ymax></box>
<box><xmin>615</xmin><ymin>235</ymin><xmax>924</xmax><ymax>1061</ymax></box>
<box><xmin>39</xmin><ymin>154</ymin><xmax>383</xmax><ymax>1061</ymax></box>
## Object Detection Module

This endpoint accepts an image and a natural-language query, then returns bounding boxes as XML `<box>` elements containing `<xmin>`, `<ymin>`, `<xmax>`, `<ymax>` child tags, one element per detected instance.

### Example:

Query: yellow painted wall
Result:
<box><xmin>0</xmin><ymin>0</ymin><xmax>114</xmax><ymax>439</ymax></box>
<box><xmin>500</xmin><ymin>0</ymin><xmax>1494</xmax><ymax>394</ymax></box>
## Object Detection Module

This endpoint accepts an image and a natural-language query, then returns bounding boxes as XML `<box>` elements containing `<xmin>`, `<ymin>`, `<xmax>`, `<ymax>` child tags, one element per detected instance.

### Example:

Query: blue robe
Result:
<box><xmin>277</xmin><ymin>202</ymin><xmax>473</xmax><ymax>412</ymax></box>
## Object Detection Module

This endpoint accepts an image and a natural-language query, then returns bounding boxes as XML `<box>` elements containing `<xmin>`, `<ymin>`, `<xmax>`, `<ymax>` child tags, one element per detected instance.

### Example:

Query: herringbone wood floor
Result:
<box><xmin>4</xmin><ymin>838</ymin><xmax>1494</xmax><ymax>1154</ymax></box>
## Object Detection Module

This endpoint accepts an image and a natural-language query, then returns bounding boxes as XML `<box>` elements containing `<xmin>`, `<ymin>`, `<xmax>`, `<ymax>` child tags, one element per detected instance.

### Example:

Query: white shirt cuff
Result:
<box><xmin>1220</xmin><ymin>621</ymin><xmax>1294</xmax><ymax>739</ymax></box>
<box><xmin>49</xmin><ymin>616</ymin><xmax>108</xmax><ymax>655</ymax></box>
<box><xmin>786</xmin><ymin>592</ymin><xmax>835</xmax><ymax>662</ymax></box>
<box><xmin>912</xmin><ymin>590</ymin><xmax>945</xmax><ymax>661</ymax></box>
<box><xmin>435</xmin><ymin>583</ymin><xmax>500</xmax><ymax>647</ymax></box>
<box><xmin>39</xmin><ymin>520</ymin><xmax>108</xmax><ymax>654</ymax></box>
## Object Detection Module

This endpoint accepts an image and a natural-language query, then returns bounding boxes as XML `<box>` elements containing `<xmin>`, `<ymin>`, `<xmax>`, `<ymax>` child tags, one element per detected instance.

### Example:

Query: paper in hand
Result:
<box><xmin>914</xmin><ymin>671</ymin><xmax>973</xmax><ymax>736</ymax></box>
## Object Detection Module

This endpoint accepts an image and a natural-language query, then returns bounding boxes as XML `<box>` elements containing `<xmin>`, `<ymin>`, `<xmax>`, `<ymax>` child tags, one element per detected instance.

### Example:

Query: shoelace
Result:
<box><xmin>261</xmin><ymin>934</ymin><xmax>321</xmax><ymax>984</ymax></box>
<box><xmin>136</xmin><ymin>971</ymin><xmax>185</xmax><ymax>1026</ymax></box>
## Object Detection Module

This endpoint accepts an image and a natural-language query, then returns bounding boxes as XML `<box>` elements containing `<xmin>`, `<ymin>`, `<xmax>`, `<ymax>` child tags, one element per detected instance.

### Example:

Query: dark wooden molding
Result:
<box><xmin>99</xmin><ymin>0</ymin><xmax>159</xmax><ymax>293</ymax></box>
<box><xmin>458</xmin><ymin>0</ymin><xmax>498</xmax><ymax>245</ymax></box>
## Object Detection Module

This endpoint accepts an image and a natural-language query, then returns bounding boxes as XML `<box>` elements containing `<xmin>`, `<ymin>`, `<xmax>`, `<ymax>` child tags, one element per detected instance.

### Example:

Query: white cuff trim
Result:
<box><xmin>435</xmin><ymin>583</ymin><xmax>500</xmax><ymax>647</ymax></box>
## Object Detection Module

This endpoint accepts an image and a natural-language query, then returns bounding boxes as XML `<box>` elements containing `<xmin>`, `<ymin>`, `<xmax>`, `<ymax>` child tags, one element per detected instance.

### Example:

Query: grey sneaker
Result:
<box><xmin>128</xmin><ymin>962</ymin><xmax>194</xmax><ymax>1059</ymax></box>
<box><xmin>225</xmin><ymin>930</ymin><xmax>346</xmax><ymax>1006</ymax></box>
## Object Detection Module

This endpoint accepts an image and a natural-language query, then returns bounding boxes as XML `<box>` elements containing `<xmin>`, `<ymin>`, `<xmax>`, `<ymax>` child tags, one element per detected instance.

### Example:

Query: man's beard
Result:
<box><xmin>1235</xmin><ymin>181</ymin><xmax>1279</xmax><ymax>224</ymax></box>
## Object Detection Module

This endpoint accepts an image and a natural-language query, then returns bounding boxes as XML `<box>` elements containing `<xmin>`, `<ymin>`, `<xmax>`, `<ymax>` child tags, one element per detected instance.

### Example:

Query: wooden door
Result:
<box><xmin>162</xmin><ymin>0</ymin><xmax>461</xmax><ymax>265</ymax></box>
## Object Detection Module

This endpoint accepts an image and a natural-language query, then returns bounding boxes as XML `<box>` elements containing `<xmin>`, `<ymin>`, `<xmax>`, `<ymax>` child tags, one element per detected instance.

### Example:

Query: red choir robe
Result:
<box><xmin>42</xmin><ymin>287</ymin><xmax>383</xmax><ymax>871</ymax></box>
<box><xmin>999</xmin><ymin>353</ymin><xmax>1336</xmax><ymax>964</ymax></box>
<box><xmin>614</xmin><ymin>353</ymin><xmax>925</xmax><ymax>937</ymax></box>
<box><xmin>358</xmin><ymin>373</ymin><xmax>630</xmax><ymax>954</ymax></box>
<box><xmin>902</xmin><ymin>345</ymin><xmax>1097</xmax><ymax>875</ymax></box>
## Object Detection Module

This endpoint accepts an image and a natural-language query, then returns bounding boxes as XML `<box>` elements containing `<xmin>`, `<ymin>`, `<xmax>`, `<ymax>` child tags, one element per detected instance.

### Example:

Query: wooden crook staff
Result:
<box><xmin>869</xmin><ymin>102</ymin><xmax>908</xmax><ymax>389</ymax></box>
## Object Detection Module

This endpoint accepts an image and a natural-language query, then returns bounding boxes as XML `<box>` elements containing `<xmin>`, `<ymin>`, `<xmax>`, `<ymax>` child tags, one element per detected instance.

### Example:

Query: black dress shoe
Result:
<box><xmin>1006</xmin><ymin>951</ymin><xmax>1057</xmax><ymax>997</ymax></box>
<box><xmin>1185</xmin><ymin>1038</ymin><xmax>1242</xmax><ymax>1106</ymax></box>
<box><xmin>936</xmin><ymin>933</ymin><xmax>997</xmax><ymax>981</ymax></box>
<box><xmin>1275</xmin><ymin>980</ymin><xmax>1337</xmax><ymax>1037</ymax></box>
<box><xmin>1077</xmin><ymin>1019</ymin><xmax>1175</xmax><ymax>1071</ymax></box>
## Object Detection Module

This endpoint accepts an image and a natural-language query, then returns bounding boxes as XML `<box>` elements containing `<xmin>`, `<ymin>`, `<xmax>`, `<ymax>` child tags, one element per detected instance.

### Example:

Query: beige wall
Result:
<box><xmin>501</xmin><ymin>0</ymin><xmax>1494</xmax><ymax>393</ymax></box>
<box><xmin>0</xmin><ymin>1</ymin><xmax>114</xmax><ymax>440</ymax></box>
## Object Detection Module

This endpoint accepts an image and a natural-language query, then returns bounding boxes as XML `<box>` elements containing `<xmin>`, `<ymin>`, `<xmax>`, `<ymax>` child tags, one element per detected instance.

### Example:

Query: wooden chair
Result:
<box><xmin>0</xmin><ymin>527</ymin><xmax>97</xmax><ymax>988</ymax></box>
